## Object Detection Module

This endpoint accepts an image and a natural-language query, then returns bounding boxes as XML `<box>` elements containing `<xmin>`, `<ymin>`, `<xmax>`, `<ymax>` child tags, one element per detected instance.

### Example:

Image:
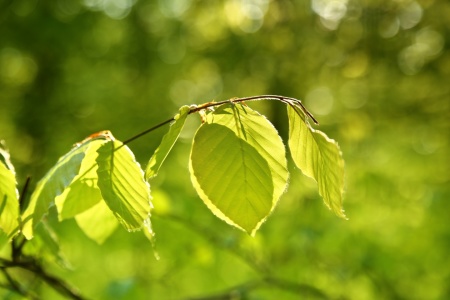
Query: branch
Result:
<box><xmin>0</xmin><ymin>268</ymin><xmax>40</xmax><ymax>300</ymax></box>
<box><xmin>0</xmin><ymin>257</ymin><xmax>87</xmax><ymax>300</ymax></box>
<box><xmin>122</xmin><ymin>117</ymin><xmax>175</xmax><ymax>145</ymax></box>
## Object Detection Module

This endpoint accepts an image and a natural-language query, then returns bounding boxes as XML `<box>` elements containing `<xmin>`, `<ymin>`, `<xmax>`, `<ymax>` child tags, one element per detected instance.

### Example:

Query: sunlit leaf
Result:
<box><xmin>0</xmin><ymin>231</ymin><xmax>7</xmax><ymax>249</ymax></box>
<box><xmin>287</xmin><ymin>105</ymin><xmax>346</xmax><ymax>218</ymax></box>
<box><xmin>55</xmin><ymin>140</ymin><xmax>106</xmax><ymax>220</ymax></box>
<box><xmin>22</xmin><ymin>132</ymin><xmax>113</xmax><ymax>239</ymax></box>
<box><xmin>75</xmin><ymin>200</ymin><xmax>119</xmax><ymax>244</ymax></box>
<box><xmin>145</xmin><ymin>105</ymin><xmax>190</xmax><ymax>180</ymax></box>
<box><xmin>190</xmin><ymin>104</ymin><xmax>288</xmax><ymax>235</ymax></box>
<box><xmin>0</xmin><ymin>142</ymin><xmax>19</xmax><ymax>240</ymax></box>
<box><xmin>22</xmin><ymin>147</ymin><xmax>84</xmax><ymax>239</ymax></box>
<box><xmin>96</xmin><ymin>140</ymin><xmax>152</xmax><ymax>231</ymax></box>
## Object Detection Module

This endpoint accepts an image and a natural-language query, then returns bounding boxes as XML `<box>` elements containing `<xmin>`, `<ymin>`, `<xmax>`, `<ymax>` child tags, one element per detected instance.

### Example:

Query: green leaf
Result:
<box><xmin>22</xmin><ymin>146</ymin><xmax>84</xmax><ymax>239</ymax></box>
<box><xmin>0</xmin><ymin>231</ymin><xmax>7</xmax><ymax>249</ymax></box>
<box><xmin>145</xmin><ymin>105</ymin><xmax>190</xmax><ymax>180</ymax></box>
<box><xmin>190</xmin><ymin>104</ymin><xmax>288</xmax><ymax>235</ymax></box>
<box><xmin>22</xmin><ymin>132</ymin><xmax>113</xmax><ymax>239</ymax></box>
<box><xmin>55</xmin><ymin>140</ymin><xmax>105</xmax><ymax>220</ymax></box>
<box><xmin>0</xmin><ymin>143</ymin><xmax>19</xmax><ymax>240</ymax></box>
<box><xmin>287</xmin><ymin>105</ymin><xmax>346</xmax><ymax>219</ymax></box>
<box><xmin>96</xmin><ymin>140</ymin><xmax>152</xmax><ymax>231</ymax></box>
<box><xmin>75</xmin><ymin>200</ymin><xmax>119</xmax><ymax>244</ymax></box>
<box><xmin>33</xmin><ymin>221</ymin><xmax>70</xmax><ymax>268</ymax></box>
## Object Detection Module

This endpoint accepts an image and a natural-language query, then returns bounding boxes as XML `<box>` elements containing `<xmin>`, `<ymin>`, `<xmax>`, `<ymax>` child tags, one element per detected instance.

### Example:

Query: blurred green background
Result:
<box><xmin>1</xmin><ymin>0</ymin><xmax>449</xmax><ymax>299</ymax></box>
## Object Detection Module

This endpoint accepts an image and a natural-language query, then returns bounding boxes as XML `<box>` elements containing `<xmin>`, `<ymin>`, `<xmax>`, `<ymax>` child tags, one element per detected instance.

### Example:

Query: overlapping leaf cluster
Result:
<box><xmin>189</xmin><ymin>103</ymin><xmax>346</xmax><ymax>235</ymax></box>
<box><xmin>19</xmin><ymin>131</ymin><xmax>153</xmax><ymax>244</ymax></box>
<box><xmin>0</xmin><ymin>99</ymin><xmax>345</xmax><ymax>246</ymax></box>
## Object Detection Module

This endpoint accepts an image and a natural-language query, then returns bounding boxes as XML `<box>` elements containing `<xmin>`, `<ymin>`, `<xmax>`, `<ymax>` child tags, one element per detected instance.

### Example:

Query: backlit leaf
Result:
<box><xmin>75</xmin><ymin>200</ymin><xmax>119</xmax><ymax>244</ymax></box>
<box><xmin>22</xmin><ymin>145</ymin><xmax>86</xmax><ymax>239</ymax></box>
<box><xmin>55</xmin><ymin>140</ymin><xmax>105</xmax><ymax>220</ymax></box>
<box><xmin>145</xmin><ymin>105</ymin><xmax>190</xmax><ymax>180</ymax></box>
<box><xmin>22</xmin><ymin>132</ymin><xmax>113</xmax><ymax>239</ymax></box>
<box><xmin>190</xmin><ymin>104</ymin><xmax>288</xmax><ymax>235</ymax></box>
<box><xmin>0</xmin><ymin>142</ymin><xmax>19</xmax><ymax>240</ymax></box>
<box><xmin>96</xmin><ymin>140</ymin><xmax>152</xmax><ymax>231</ymax></box>
<box><xmin>0</xmin><ymin>231</ymin><xmax>7</xmax><ymax>249</ymax></box>
<box><xmin>287</xmin><ymin>105</ymin><xmax>346</xmax><ymax>219</ymax></box>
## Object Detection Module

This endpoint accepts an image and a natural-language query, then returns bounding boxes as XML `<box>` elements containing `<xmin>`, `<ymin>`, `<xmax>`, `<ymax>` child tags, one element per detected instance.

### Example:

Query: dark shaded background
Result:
<box><xmin>1</xmin><ymin>0</ymin><xmax>449</xmax><ymax>299</ymax></box>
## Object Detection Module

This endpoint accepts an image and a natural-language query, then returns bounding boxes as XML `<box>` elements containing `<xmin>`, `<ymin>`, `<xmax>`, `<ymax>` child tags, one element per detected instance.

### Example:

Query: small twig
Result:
<box><xmin>182</xmin><ymin>279</ymin><xmax>261</xmax><ymax>300</ymax></box>
<box><xmin>18</xmin><ymin>176</ymin><xmax>31</xmax><ymax>211</ymax></box>
<box><xmin>121</xmin><ymin>95</ymin><xmax>318</xmax><ymax>147</ymax></box>
<box><xmin>180</xmin><ymin>276</ymin><xmax>330</xmax><ymax>300</ymax></box>
<box><xmin>122</xmin><ymin>117</ymin><xmax>175</xmax><ymax>146</ymax></box>
<box><xmin>0</xmin><ymin>268</ymin><xmax>40</xmax><ymax>300</ymax></box>
<box><xmin>264</xmin><ymin>277</ymin><xmax>330</xmax><ymax>299</ymax></box>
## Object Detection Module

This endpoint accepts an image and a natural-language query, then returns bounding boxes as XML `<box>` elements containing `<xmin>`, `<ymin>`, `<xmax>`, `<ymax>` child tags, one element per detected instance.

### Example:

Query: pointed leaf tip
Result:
<box><xmin>287</xmin><ymin>105</ymin><xmax>346</xmax><ymax>219</ymax></box>
<box><xmin>145</xmin><ymin>106</ymin><xmax>190</xmax><ymax>180</ymax></box>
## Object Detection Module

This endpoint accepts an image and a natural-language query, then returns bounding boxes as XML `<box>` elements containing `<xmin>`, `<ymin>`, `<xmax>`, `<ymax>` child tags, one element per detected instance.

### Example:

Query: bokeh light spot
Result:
<box><xmin>399</xmin><ymin>1</ymin><xmax>422</xmax><ymax>29</ymax></box>
<box><xmin>342</xmin><ymin>52</ymin><xmax>369</xmax><ymax>78</ymax></box>
<box><xmin>379</xmin><ymin>17</ymin><xmax>400</xmax><ymax>38</ymax></box>
<box><xmin>305</xmin><ymin>86</ymin><xmax>334</xmax><ymax>115</ymax></box>
<box><xmin>398</xmin><ymin>28</ymin><xmax>444</xmax><ymax>75</ymax></box>
<box><xmin>83</xmin><ymin>0</ymin><xmax>136</xmax><ymax>20</ymax></box>
<box><xmin>158</xmin><ymin>0</ymin><xmax>192</xmax><ymax>18</ymax></box>
<box><xmin>0</xmin><ymin>48</ymin><xmax>38</xmax><ymax>87</ymax></box>
<box><xmin>225</xmin><ymin>0</ymin><xmax>269</xmax><ymax>33</ymax></box>
<box><xmin>312</xmin><ymin>0</ymin><xmax>348</xmax><ymax>30</ymax></box>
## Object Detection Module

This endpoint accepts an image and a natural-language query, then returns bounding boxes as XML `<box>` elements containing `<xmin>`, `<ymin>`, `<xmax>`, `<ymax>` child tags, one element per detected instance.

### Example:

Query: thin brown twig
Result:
<box><xmin>121</xmin><ymin>95</ymin><xmax>318</xmax><ymax>147</ymax></box>
<box><xmin>122</xmin><ymin>117</ymin><xmax>175</xmax><ymax>145</ymax></box>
